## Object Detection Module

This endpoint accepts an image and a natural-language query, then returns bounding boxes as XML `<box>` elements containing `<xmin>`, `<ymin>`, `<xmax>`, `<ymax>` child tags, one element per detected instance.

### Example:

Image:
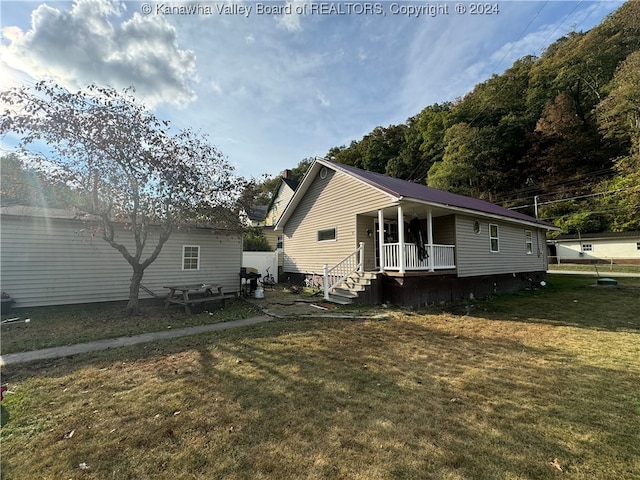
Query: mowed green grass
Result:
<box><xmin>1</xmin><ymin>275</ymin><xmax>639</xmax><ymax>479</ymax></box>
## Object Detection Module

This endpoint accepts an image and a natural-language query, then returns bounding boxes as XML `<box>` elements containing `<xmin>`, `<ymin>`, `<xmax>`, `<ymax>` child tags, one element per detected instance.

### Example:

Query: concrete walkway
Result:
<box><xmin>0</xmin><ymin>315</ymin><xmax>271</xmax><ymax>366</ymax></box>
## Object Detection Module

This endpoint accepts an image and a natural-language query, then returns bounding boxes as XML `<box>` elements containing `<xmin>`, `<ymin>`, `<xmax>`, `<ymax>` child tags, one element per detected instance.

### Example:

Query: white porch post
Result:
<box><xmin>397</xmin><ymin>205</ymin><xmax>405</xmax><ymax>274</ymax></box>
<box><xmin>358</xmin><ymin>241</ymin><xmax>365</xmax><ymax>273</ymax></box>
<box><xmin>378</xmin><ymin>209</ymin><xmax>385</xmax><ymax>272</ymax></box>
<box><xmin>427</xmin><ymin>208</ymin><xmax>435</xmax><ymax>272</ymax></box>
<box><xmin>323</xmin><ymin>263</ymin><xmax>330</xmax><ymax>300</ymax></box>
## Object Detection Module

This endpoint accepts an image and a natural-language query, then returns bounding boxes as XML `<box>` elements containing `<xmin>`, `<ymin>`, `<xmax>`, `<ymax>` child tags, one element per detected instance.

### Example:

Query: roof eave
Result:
<box><xmin>402</xmin><ymin>197</ymin><xmax>560</xmax><ymax>230</ymax></box>
<box><xmin>275</xmin><ymin>159</ymin><xmax>321</xmax><ymax>230</ymax></box>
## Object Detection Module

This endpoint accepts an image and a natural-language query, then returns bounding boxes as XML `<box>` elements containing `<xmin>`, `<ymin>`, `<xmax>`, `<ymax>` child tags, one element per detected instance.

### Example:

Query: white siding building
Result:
<box><xmin>549</xmin><ymin>231</ymin><xmax>640</xmax><ymax>265</ymax></box>
<box><xmin>0</xmin><ymin>206</ymin><xmax>242</xmax><ymax>308</ymax></box>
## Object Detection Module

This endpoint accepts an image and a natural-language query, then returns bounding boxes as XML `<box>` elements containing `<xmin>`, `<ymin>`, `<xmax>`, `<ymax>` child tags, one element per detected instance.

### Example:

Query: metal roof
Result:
<box><xmin>276</xmin><ymin>158</ymin><xmax>557</xmax><ymax>230</ymax></box>
<box><xmin>553</xmin><ymin>231</ymin><xmax>640</xmax><ymax>241</ymax></box>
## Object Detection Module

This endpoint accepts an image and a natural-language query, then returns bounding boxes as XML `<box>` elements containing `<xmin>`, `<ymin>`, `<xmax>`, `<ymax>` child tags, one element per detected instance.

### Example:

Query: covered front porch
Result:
<box><xmin>363</xmin><ymin>202</ymin><xmax>457</xmax><ymax>274</ymax></box>
<box><xmin>322</xmin><ymin>202</ymin><xmax>457</xmax><ymax>302</ymax></box>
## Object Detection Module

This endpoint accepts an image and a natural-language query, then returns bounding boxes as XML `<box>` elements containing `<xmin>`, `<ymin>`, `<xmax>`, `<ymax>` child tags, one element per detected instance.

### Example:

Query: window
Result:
<box><xmin>277</xmin><ymin>235</ymin><xmax>283</xmax><ymax>249</ymax></box>
<box><xmin>489</xmin><ymin>224</ymin><xmax>499</xmax><ymax>252</ymax></box>
<box><xmin>182</xmin><ymin>245</ymin><xmax>200</xmax><ymax>270</ymax></box>
<box><xmin>318</xmin><ymin>228</ymin><xmax>336</xmax><ymax>242</ymax></box>
<box><xmin>636</xmin><ymin>242</ymin><xmax>640</xmax><ymax>251</ymax></box>
<box><xmin>582</xmin><ymin>244</ymin><xmax>593</xmax><ymax>252</ymax></box>
<box><xmin>525</xmin><ymin>230</ymin><xmax>533</xmax><ymax>254</ymax></box>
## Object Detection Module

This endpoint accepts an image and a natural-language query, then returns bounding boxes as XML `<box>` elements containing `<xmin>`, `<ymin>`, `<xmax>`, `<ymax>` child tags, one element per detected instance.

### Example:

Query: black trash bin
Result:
<box><xmin>1</xmin><ymin>292</ymin><xmax>14</xmax><ymax>315</ymax></box>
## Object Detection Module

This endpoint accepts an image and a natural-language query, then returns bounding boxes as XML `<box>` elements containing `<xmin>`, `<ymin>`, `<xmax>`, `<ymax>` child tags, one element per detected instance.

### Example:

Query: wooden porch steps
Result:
<box><xmin>327</xmin><ymin>272</ymin><xmax>377</xmax><ymax>305</ymax></box>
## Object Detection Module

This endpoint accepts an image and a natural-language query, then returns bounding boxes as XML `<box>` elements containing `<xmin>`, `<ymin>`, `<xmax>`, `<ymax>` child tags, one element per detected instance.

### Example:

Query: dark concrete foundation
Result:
<box><xmin>382</xmin><ymin>271</ymin><xmax>547</xmax><ymax>308</ymax></box>
<box><xmin>284</xmin><ymin>270</ymin><xmax>547</xmax><ymax>308</ymax></box>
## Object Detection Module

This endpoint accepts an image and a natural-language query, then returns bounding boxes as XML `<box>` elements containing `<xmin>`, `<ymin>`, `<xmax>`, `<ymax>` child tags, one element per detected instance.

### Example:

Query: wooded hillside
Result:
<box><xmin>320</xmin><ymin>2</ymin><xmax>639</xmax><ymax>234</ymax></box>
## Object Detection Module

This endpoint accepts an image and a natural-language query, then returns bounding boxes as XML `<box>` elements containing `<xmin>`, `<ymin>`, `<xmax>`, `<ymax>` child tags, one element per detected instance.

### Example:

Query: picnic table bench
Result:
<box><xmin>163</xmin><ymin>283</ymin><xmax>234</xmax><ymax>314</ymax></box>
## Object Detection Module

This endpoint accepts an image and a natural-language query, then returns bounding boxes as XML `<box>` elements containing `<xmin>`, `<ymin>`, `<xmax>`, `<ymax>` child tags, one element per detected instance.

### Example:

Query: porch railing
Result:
<box><xmin>383</xmin><ymin>243</ymin><xmax>455</xmax><ymax>271</ymax></box>
<box><xmin>323</xmin><ymin>242</ymin><xmax>365</xmax><ymax>301</ymax></box>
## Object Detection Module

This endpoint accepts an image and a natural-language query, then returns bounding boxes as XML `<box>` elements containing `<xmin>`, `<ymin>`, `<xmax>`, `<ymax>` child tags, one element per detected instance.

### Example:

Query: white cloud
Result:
<box><xmin>209</xmin><ymin>81</ymin><xmax>223</xmax><ymax>95</ymax></box>
<box><xmin>0</xmin><ymin>0</ymin><xmax>197</xmax><ymax>108</ymax></box>
<box><xmin>275</xmin><ymin>0</ymin><xmax>311</xmax><ymax>32</ymax></box>
<box><xmin>316</xmin><ymin>91</ymin><xmax>330</xmax><ymax>107</ymax></box>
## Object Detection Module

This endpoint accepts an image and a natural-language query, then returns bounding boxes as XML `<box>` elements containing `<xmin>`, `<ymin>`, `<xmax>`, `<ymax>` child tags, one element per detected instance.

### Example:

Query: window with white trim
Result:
<box><xmin>489</xmin><ymin>224</ymin><xmax>499</xmax><ymax>252</ymax></box>
<box><xmin>182</xmin><ymin>245</ymin><xmax>200</xmax><ymax>270</ymax></box>
<box><xmin>525</xmin><ymin>230</ymin><xmax>533</xmax><ymax>254</ymax></box>
<box><xmin>318</xmin><ymin>228</ymin><xmax>337</xmax><ymax>242</ymax></box>
<box><xmin>582</xmin><ymin>244</ymin><xmax>593</xmax><ymax>252</ymax></box>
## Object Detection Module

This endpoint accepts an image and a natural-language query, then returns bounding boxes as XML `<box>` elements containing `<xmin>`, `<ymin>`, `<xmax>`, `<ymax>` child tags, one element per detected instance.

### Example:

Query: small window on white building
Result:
<box><xmin>318</xmin><ymin>228</ymin><xmax>337</xmax><ymax>242</ymax></box>
<box><xmin>277</xmin><ymin>235</ymin><xmax>283</xmax><ymax>249</ymax></box>
<box><xmin>489</xmin><ymin>224</ymin><xmax>499</xmax><ymax>252</ymax></box>
<box><xmin>182</xmin><ymin>245</ymin><xmax>200</xmax><ymax>270</ymax></box>
<box><xmin>636</xmin><ymin>242</ymin><xmax>640</xmax><ymax>251</ymax></box>
<box><xmin>525</xmin><ymin>230</ymin><xmax>533</xmax><ymax>254</ymax></box>
<box><xmin>582</xmin><ymin>244</ymin><xmax>593</xmax><ymax>252</ymax></box>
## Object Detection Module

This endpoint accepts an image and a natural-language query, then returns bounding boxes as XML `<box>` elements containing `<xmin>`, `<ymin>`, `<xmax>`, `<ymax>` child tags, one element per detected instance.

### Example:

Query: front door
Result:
<box><xmin>374</xmin><ymin>220</ymin><xmax>398</xmax><ymax>268</ymax></box>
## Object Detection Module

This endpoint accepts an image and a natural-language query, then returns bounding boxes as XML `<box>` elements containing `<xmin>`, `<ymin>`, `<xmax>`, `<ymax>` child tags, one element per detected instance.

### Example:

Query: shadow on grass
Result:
<box><xmin>0</xmin><ymin>405</ymin><xmax>9</xmax><ymax>426</ymax></box>
<box><xmin>2</xmin><ymin>315</ymin><xmax>638</xmax><ymax>479</ymax></box>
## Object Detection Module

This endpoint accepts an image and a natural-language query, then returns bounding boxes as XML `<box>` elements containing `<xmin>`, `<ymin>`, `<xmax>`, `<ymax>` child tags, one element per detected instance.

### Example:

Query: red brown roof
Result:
<box><xmin>327</xmin><ymin>160</ymin><xmax>554</xmax><ymax>228</ymax></box>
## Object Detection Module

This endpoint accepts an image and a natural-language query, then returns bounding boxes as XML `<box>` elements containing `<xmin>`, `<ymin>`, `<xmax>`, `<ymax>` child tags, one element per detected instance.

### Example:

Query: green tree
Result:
<box><xmin>597</xmin><ymin>51</ymin><xmax>640</xmax><ymax>158</ymax></box>
<box><xmin>596</xmin><ymin>51</ymin><xmax>640</xmax><ymax>231</ymax></box>
<box><xmin>289</xmin><ymin>157</ymin><xmax>313</xmax><ymax>183</ymax></box>
<box><xmin>385</xmin><ymin>114</ymin><xmax>425</xmax><ymax>180</ymax></box>
<box><xmin>386</xmin><ymin>103</ymin><xmax>452</xmax><ymax>183</ymax></box>
<box><xmin>1</xmin><ymin>81</ymin><xmax>244</xmax><ymax>315</ymax></box>
<box><xmin>242</xmin><ymin>226</ymin><xmax>273</xmax><ymax>251</ymax></box>
<box><xmin>327</xmin><ymin>141</ymin><xmax>365</xmax><ymax>169</ymax></box>
<box><xmin>0</xmin><ymin>154</ymin><xmax>67</xmax><ymax>207</ymax></box>
<box><xmin>427</xmin><ymin>123</ymin><xmax>480</xmax><ymax>196</ymax></box>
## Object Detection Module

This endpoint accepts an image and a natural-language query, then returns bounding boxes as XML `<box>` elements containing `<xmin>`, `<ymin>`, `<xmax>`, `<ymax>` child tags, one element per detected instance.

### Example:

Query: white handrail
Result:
<box><xmin>323</xmin><ymin>242</ymin><xmax>364</xmax><ymax>300</ymax></box>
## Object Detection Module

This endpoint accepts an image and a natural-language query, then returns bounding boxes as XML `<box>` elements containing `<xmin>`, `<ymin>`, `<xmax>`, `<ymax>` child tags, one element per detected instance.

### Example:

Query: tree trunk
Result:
<box><xmin>126</xmin><ymin>268</ymin><xmax>145</xmax><ymax>316</ymax></box>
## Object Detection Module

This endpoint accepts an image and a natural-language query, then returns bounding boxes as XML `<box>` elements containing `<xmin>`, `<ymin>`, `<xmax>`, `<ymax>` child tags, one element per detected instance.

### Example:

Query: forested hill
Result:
<box><xmin>322</xmin><ymin>1</ymin><xmax>640</xmax><ymax>234</ymax></box>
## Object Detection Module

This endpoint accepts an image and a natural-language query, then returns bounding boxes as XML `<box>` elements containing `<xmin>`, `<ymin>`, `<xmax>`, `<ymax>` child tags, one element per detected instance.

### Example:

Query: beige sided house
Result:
<box><xmin>251</xmin><ymin>171</ymin><xmax>299</xmax><ymax>279</ymax></box>
<box><xmin>0</xmin><ymin>206</ymin><xmax>242</xmax><ymax>308</ymax></box>
<box><xmin>275</xmin><ymin>158</ymin><xmax>558</xmax><ymax>306</ymax></box>
<box><xmin>262</xmin><ymin>170</ymin><xmax>299</xmax><ymax>249</ymax></box>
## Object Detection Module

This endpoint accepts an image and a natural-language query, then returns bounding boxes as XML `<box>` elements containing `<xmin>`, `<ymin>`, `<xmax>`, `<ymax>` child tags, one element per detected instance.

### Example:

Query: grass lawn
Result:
<box><xmin>1</xmin><ymin>275</ymin><xmax>639</xmax><ymax>479</ymax></box>
<box><xmin>1</xmin><ymin>297</ymin><xmax>263</xmax><ymax>355</ymax></box>
<box><xmin>547</xmin><ymin>263</ymin><xmax>640</xmax><ymax>274</ymax></box>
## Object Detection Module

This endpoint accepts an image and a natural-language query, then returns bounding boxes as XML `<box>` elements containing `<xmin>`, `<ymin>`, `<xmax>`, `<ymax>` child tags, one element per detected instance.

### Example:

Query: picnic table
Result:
<box><xmin>163</xmin><ymin>283</ymin><xmax>232</xmax><ymax>314</ymax></box>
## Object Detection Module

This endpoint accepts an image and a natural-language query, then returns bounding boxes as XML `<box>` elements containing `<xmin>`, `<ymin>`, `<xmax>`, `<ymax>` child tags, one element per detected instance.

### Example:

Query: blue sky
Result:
<box><xmin>0</xmin><ymin>0</ymin><xmax>625</xmax><ymax>180</ymax></box>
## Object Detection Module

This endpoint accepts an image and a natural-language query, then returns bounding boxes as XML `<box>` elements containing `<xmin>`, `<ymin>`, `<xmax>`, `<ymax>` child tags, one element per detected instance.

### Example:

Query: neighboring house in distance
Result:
<box><xmin>0</xmin><ymin>206</ymin><xmax>242</xmax><ymax>308</ymax></box>
<box><xmin>242</xmin><ymin>170</ymin><xmax>298</xmax><ymax>280</ymax></box>
<box><xmin>262</xmin><ymin>170</ymin><xmax>299</xmax><ymax>254</ymax></box>
<box><xmin>275</xmin><ymin>158</ymin><xmax>558</xmax><ymax>306</ymax></box>
<box><xmin>245</xmin><ymin>205</ymin><xmax>268</xmax><ymax>227</ymax></box>
<box><xmin>548</xmin><ymin>231</ymin><xmax>640</xmax><ymax>265</ymax></box>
